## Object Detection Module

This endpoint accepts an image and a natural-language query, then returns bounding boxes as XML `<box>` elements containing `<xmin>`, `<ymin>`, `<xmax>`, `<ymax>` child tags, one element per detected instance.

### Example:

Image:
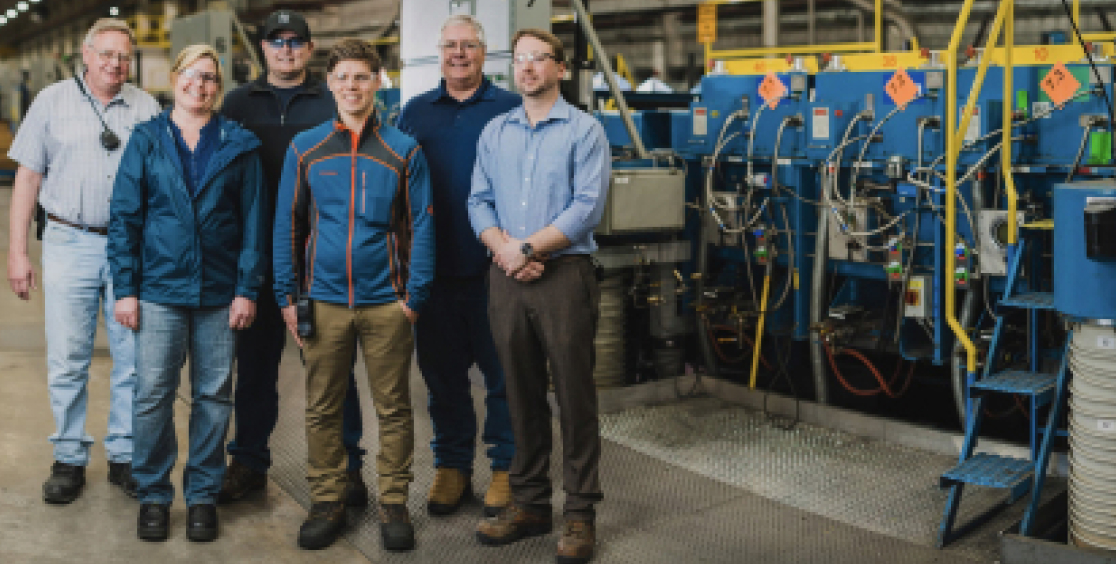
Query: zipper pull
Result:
<box><xmin>362</xmin><ymin>171</ymin><xmax>367</xmax><ymax>214</ymax></box>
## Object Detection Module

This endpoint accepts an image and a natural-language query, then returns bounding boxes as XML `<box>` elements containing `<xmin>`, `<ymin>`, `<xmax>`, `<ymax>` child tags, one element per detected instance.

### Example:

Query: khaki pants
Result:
<box><xmin>302</xmin><ymin>300</ymin><xmax>414</xmax><ymax>504</ymax></box>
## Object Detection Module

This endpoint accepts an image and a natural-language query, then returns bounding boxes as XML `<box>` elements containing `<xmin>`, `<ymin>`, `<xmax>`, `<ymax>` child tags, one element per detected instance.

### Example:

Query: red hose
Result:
<box><xmin>823</xmin><ymin>342</ymin><xmax>915</xmax><ymax>399</ymax></box>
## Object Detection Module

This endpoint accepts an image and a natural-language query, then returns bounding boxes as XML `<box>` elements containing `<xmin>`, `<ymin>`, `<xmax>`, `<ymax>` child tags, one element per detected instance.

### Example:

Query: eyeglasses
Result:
<box><xmin>439</xmin><ymin>40</ymin><xmax>483</xmax><ymax>53</ymax></box>
<box><xmin>95</xmin><ymin>49</ymin><xmax>132</xmax><ymax>64</ymax></box>
<box><xmin>266</xmin><ymin>37</ymin><xmax>307</xmax><ymax>50</ymax></box>
<box><xmin>512</xmin><ymin>51</ymin><xmax>557</xmax><ymax>65</ymax></box>
<box><xmin>330</xmin><ymin>72</ymin><xmax>375</xmax><ymax>85</ymax></box>
<box><xmin>180</xmin><ymin>67</ymin><xmax>219</xmax><ymax>85</ymax></box>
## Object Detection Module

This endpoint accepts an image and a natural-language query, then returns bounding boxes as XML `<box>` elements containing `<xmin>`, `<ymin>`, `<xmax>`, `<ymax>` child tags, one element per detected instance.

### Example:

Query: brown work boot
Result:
<box><xmin>428</xmin><ymin>468</ymin><xmax>472</xmax><ymax>515</ymax></box>
<box><xmin>483</xmin><ymin>470</ymin><xmax>511</xmax><ymax>517</ymax></box>
<box><xmin>476</xmin><ymin>504</ymin><xmax>553</xmax><ymax>546</ymax></box>
<box><xmin>556</xmin><ymin>519</ymin><xmax>596</xmax><ymax>564</ymax></box>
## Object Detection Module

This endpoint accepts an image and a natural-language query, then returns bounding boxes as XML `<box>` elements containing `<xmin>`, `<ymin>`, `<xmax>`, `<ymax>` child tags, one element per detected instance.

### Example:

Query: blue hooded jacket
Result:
<box><xmin>109</xmin><ymin>110</ymin><xmax>267</xmax><ymax>307</ymax></box>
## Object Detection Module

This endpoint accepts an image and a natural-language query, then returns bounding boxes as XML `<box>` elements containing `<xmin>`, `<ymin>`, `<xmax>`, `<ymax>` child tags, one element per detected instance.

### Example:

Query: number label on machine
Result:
<box><xmin>1041</xmin><ymin>62</ymin><xmax>1081</xmax><ymax>108</ymax></box>
<box><xmin>1097</xmin><ymin>335</ymin><xmax>1116</xmax><ymax>350</ymax></box>
<box><xmin>812</xmin><ymin>107</ymin><xmax>830</xmax><ymax>140</ymax></box>
<box><xmin>759</xmin><ymin>72</ymin><xmax>787</xmax><ymax>109</ymax></box>
<box><xmin>1098</xmin><ymin>420</ymin><xmax>1116</xmax><ymax>433</ymax></box>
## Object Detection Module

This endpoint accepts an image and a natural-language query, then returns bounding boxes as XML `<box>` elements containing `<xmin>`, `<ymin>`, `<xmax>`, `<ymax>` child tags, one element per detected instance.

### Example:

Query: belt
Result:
<box><xmin>47</xmin><ymin>213</ymin><xmax>108</xmax><ymax>236</ymax></box>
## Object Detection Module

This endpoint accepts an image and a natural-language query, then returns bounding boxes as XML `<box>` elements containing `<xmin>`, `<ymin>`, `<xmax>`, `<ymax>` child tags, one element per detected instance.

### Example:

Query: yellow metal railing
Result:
<box><xmin>947</xmin><ymin>0</ymin><xmax>1017</xmax><ymax>380</ymax></box>
<box><xmin>701</xmin><ymin>0</ymin><xmax>883</xmax><ymax>68</ymax></box>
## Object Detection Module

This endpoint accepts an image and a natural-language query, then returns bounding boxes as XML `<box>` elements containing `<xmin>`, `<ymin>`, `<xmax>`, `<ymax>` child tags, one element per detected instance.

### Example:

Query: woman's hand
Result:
<box><xmin>114</xmin><ymin>297</ymin><xmax>140</xmax><ymax>330</ymax></box>
<box><xmin>229</xmin><ymin>297</ymin><xmax>256</xmax><ymax>330</ymax></box>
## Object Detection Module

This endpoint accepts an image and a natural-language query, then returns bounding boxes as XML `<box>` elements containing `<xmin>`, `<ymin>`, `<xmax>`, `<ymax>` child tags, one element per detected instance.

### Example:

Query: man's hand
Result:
<box><xmin>7</xmin><ymin>252</ymin><xmax>36</xmax><ymax>300</ymax></box>
<box><xmin>281</xmin><ymin>304</ymin><xmax>303</xmax><ymax>347</ymax></box>
<box><xmin>229</xmin><ymin>297</ymin><xmax>256</xmax><ymax>330</ymax></box>
<box><xmin>514</xmin><ymin>259</ymin><xmax>546</xmax><ymax>282</ymax></box>
<box><xmin>114</xmin><ymin>297</ymin><xmax>140</xmax><ymax>330</ymax></box>
<box><xmin>399</xmin><ymin>301</ymin><xmax>418</xmax><ymax>323</ymax></box>
<box><xmin>494</xmin><ymin>232</ymin><xmax>527</xmax><ymax>274</ymax></box>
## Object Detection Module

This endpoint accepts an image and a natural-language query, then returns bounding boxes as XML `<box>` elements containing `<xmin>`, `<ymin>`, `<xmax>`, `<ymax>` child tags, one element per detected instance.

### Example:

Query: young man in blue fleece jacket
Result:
<box><xmin>272</xmin><ymin>38</ymin><xmax>434</xmax><ymax>552</ymax></box>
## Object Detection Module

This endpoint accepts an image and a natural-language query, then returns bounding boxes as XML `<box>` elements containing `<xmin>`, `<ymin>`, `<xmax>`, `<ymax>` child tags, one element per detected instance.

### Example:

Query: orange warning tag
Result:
<box><xmin>1041</xmin><ymin>62</ymin><xmax>1081</xmax><ymax>108</ymax></box>
<box><xmin>885</xmin><ymin>68</ymin><xmax>919</xmax><ymax>109</ymax></box>
<box><xmin>758</xmin><ymin>72</ymin><xmax>787</xmax><ymax>109</ymax></box>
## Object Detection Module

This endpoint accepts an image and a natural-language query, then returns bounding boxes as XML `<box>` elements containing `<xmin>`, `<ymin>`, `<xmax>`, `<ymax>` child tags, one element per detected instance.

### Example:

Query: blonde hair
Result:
<box><xmin>84</xmin><ymin>18</ymin><xmax>135</xmax><ymax>46</ymax></box>
<box><xmin>172</xmin><ymin>44</ymin><xmax>225</xmax><ymax>101</ymax></box>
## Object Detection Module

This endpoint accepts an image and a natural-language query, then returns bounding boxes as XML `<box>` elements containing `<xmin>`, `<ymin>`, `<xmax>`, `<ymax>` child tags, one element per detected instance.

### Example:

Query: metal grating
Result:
<box><xmin>1000</xmin><ymin>292</ymin><xmax>1056</xmax><ymax>310</ymax></box>
<box><xmin>972</xmin><ymin>371</ymin><xmax>1056</xmax><ymax>396</ymax></box>
<box><xmin>941</xmin><ymin>454</ymin><xmax>1033</xmax><ymax>489</ymax></box>
<box><xmin>266</xmin><ymin>350</ymin><xmax>1039</xmax><ymax>563</ymax></box>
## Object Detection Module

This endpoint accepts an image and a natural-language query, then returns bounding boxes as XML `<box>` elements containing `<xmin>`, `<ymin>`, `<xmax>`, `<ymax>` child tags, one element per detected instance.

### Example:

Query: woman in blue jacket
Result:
<box><xmin>108</xmin><ymin>44</ymin><xmax>266</xmax><ymax>543</ymax></box>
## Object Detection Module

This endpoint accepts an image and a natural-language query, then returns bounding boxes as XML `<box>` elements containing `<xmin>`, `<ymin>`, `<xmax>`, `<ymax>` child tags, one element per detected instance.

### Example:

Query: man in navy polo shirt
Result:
<box><xmin>396</xmin><ymin>14</ymin><xmax>521</xmax><ymax>518</ymax></box>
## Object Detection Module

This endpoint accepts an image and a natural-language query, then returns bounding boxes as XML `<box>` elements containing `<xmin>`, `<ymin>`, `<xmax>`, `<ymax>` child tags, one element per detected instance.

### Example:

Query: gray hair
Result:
<box><xmin>84</xmin><ymin>18</ymin><xmax>135</xmax><ymax>46</ymax></box>
<box><xmin>440</xmin><ymin>14</ymin><xmax>485</xmax><ymax>45</ymax></box>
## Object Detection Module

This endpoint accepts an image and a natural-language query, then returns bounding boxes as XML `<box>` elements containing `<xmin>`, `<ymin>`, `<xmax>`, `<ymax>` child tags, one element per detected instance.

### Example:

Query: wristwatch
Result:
<box><xmin>521</xmin><ymin>242</ymin><xmax>535</xmax><ymax>261</ymax></box>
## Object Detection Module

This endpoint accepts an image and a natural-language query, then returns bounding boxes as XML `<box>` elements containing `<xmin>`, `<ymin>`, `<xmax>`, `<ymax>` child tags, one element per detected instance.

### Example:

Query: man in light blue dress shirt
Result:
<box><xmin>468</xmin><ymin>28</ymin><xmax>610</xmax><ymax>564</ymax></box>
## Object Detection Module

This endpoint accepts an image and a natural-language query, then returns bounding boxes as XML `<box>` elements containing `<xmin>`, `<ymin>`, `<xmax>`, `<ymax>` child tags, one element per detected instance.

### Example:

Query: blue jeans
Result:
<box><xmin>415</xmin><ymin>275</ymin><xmax>514</xmax><ymax>472</ymax></box>
<box><xmin>133</xmin><ymin>301</ymin><xmax>235</xmax><ymax>506</ymax></box>
<box><xmin>227</xmin><ymin>289</ymin><xmax>366</xmax><ymax>473</ymax></box>
<box><xmin>41</xmin><ymin>220</ymin><xmax>135</xmax><ymax>465</ymax></box>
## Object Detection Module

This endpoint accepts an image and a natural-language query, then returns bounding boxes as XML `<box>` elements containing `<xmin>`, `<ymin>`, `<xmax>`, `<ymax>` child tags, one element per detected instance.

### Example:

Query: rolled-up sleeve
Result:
<box><xmin>550</xmin><ymin>119</ymin><xmax>610</xmax><ymax>243</ymax></box>
<box><xmin>468</xmin><ymin>121</ymin><xmax>500</xmax><ymax>238</ymax></box>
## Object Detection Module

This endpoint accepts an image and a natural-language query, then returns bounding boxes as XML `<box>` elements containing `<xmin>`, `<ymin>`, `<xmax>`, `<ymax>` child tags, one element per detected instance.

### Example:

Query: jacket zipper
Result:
<box><xmin>361</xmin><ymin>172</ymin><xmax>367</xmax><ymax>214</ymax></box>
<box><xmin>347</xmin><ymin>131</ymin><xmax>357</xmax><ymax>308</ymax></box>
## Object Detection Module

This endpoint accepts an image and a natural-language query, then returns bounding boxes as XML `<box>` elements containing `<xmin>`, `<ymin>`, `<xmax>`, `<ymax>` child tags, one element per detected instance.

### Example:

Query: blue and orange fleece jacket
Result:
<box><xmin>273</xmin><ymin>113</ymin><xmax>435</xmax><ymax>312</ymax></box>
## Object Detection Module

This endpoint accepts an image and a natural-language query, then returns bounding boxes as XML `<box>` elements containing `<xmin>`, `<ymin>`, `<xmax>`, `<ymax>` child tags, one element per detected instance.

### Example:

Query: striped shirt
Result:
<box><xmin>8</xmin><ymin>73</ymin><xmax>160</xmax><ymax>228</ymax></box>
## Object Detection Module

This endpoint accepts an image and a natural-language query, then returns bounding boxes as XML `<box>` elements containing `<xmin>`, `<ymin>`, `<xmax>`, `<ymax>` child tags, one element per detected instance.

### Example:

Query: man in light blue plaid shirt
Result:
<box><xmin>6</xmin><ymin>18</ymin><xmax>159</xmax><ymax>505</ymax></box>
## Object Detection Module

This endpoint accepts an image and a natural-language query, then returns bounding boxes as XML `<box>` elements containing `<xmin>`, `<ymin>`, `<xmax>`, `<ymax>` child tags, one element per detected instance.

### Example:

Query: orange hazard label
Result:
<box><xmin>758</xmin><ymin>72</ymin><xmax>787</xmax><ymax>109</ymax></box>
<box><xmin>1041</xmin><ymin>62</ymin><xmax>1081</xmax><ymax>107</ymax></box>
<box><xmin>885</xmin><ymin>68</ymin><xmax>919</xmax><ymax>109</ymax></box>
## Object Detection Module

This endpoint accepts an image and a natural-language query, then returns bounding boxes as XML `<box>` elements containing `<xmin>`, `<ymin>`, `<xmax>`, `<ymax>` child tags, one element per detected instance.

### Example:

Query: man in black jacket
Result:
<box><xmin>218</xmin><ymin>9</ymin><xmax>368</xmax><ymax>506</ymax></box>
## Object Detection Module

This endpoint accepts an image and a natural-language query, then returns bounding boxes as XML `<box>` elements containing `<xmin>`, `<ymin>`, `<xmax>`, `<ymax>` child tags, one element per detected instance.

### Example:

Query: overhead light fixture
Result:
<box><xmin>17</xmin><ymin>1</ymin><xmax>28</xmax><ymax>11</ymax></box>
<box><xmin>6</xmin><ymin>9</ymin><xmax>16</xmax><ymax>17</ymax></box>
<box><xmin>29</xmin><ymin>0</ymin><xmax>39</xmax><ymax>3</ymax></box>
<box><xmin>0</xmin><ymin>16</ymin><xmax>6</xmax><ymax>24</ymax></box>
<box><xmin>109</xmin><ymin>6</ymin><xmax>119</xmax><ymax>16</ymax></box>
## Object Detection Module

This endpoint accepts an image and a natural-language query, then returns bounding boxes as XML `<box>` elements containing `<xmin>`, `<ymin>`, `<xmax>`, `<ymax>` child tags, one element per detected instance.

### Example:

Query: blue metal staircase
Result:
<box><xmin>936</xmin><ymin>238</ymin><xmax>1071</xmax><ymax>548</ymax></box>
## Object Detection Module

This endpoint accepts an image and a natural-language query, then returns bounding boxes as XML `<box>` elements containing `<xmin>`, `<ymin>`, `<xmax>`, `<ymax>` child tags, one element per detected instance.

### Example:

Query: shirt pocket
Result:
<box><xmin>357</xmin><ymin>163</ymin><xmax>398</xmax><ymax>229</ymax></box>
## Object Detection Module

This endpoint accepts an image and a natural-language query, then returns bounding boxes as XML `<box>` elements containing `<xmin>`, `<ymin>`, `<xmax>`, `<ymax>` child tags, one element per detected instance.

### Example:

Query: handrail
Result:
<box><xmin>702</xmin><ymin>0</ymin><xmax>882</xmax><ymax>67</ymax></box>
<box><xmin>1004</xmin><ymin>1</ymin><xmax>1017</xmax><ymax>248</ymax></box>
<box><xmin>947</xmin><ymin>0</ymin><xmax>988</xmax><ymax>384</ymax></box>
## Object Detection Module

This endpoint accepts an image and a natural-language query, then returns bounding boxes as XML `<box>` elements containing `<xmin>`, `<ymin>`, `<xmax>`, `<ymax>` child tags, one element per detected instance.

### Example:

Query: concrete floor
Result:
<box><xmin>0</xmin><ymin>187</ymin><xmax>370</xmax><ymax>564</ymax></box>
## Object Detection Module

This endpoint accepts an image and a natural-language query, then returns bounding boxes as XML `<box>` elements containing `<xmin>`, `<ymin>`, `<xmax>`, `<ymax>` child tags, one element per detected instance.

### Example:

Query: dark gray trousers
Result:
<box><xmin>487</xmin><ymin>255</ymin><xmax>603</xmax><ymax>520</ymax></box>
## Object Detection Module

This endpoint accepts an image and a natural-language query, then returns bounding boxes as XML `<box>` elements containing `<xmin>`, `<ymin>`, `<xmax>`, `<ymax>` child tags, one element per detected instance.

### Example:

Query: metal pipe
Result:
<box><xmin>843</xmin><ymin>0</ymin><xmax>920</xmax><ymax>48</ymax></box>
<box><xmin>763</xmin><ymin>0</ymin><xmax>779</xmax><ymax>49</ymax></box>
<box><xmin>810</xmin><ymin>167</ymin><xmax>831</xmax><ymax>405</ymax></box>
<box><xmin>948</xmin><ymin>0</ymin><xmax>1000</xmax><ymax>384</ymax></box>
<box><xmin>1073</xmin><ymin>0</ymin><xmax>1082</xmax><ymax>46</ymax></box>
<box><xmin>1004</xmin><ymin>0</ymin><xmax>1018</xmax><ymax>247</ymax></box>
<box><xmin>568</xmin><ymin>0</ymin><xmax>649</xmax><ymax>160</ymax></box>
<box><xmin>749</xmin><ymin>261</ymin><xmax>773</xmax><ymax>389</ymax></box>
<box><xmin>952</xmin><ymin>282</ymin><xmax>980</xmax><ymax>424</ymax></box>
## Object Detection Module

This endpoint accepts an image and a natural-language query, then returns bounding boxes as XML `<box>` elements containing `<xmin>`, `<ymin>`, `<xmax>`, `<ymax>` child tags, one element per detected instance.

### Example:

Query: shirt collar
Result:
<box><xmin>434</xmin><ymin>77</ymin><xmax>496</xmax><ymax>105</ymax></box>
<box><xmin>507</xmin><ymin>95</ymin><xmax>572</xmax><ymax>127</ymax></box>
<box><xmin>78</xmin><ymin>71</ymin><xmax>131</xmax><ymax>108</ymax></box>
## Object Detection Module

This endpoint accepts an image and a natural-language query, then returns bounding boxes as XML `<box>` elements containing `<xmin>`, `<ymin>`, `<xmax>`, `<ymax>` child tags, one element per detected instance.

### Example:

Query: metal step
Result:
<box><xmin>940</xmin><ymin>453</ymin><xmax>1033</xmax><ymax>497</ymax></box>
<box><xmin>971</xmin><ymin>370</ymin><xmax>1057</xmax><ymax>406</ymax></box>
<box><xmin>999</xmin><ymin>292</ymin><xmax>1055</xmax><ymax>310</ymax></box>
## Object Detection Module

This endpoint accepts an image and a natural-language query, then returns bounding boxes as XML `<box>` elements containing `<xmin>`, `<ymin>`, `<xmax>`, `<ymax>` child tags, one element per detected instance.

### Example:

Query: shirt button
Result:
<box><xmin>524</xmin><ymin>177</ymin><xmax>530</xmax><ymax>182</ymax></box>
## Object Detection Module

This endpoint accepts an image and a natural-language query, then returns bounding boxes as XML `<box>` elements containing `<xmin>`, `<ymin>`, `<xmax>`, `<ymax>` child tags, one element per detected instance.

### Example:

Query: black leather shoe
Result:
<box><xmin>43</xmin><ymin>462</ymin><xmax>85</xmax><ymax>504</ymax></box>
<box><xmin>187</xmin><ymin>504</ymin><xmax>218</xmax><ymax>542</ymax></box>
<box><xmin>108</xmin><ymin>461</ymin><xmax>138</xmax><ymax>499</ymax></box>
<box><xmin>137</xmin><ymin>503</ymin><xmax>170</xmax><ymax>542</ymax></box>
<box><xmin>344</xmin><ymin>470</ymin><xmax>369</xmax><ymax>508</ymax></box>
<box><xmin>217</xmin><ymin>459</ymin><xmax>266</xmax><ymax>504</ymax></box>
<box><xmin>298</xmin><ymin>501</ymin><xmax>347</xmax><ymax>550</ymax></box>
<box><xmin>379</xmin><ymin>504</ymin><xmax>415</xmax><ymax>552</ymax></box>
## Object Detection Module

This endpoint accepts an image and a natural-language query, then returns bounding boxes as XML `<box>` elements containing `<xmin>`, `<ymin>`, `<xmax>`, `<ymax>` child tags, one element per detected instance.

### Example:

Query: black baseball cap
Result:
<box><xmin>262</xmin><ymin>10</ymin><xmax>311</xmax><ymax>41</ymax></box>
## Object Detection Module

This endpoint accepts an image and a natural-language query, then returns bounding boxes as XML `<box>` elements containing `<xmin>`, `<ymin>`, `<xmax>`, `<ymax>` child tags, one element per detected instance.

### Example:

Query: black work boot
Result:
<box><xmin>217</xmin><ymin>459</ymin><xmax>266</xmax><ymax>503</ymax></box>
<box><xmin>108</xmin><ymin>461</ymin><xmax>138</xmax><ymax>499</ymax></box>
<box><xmin>344</xmin><ymin>470</ymin><xmax>370</xmax><ymax>508</ymax></box>
<box><xmin>379</xmin><ymin>503</ymin><xmax>416</xmax><ymax>552</ymax></box>
<box><xmin>43</xmin><ymin>462</ymin><xmax>85</xmax><ymax>504</ymax></box>
<box><xmin>187</xmin><ymin>503</ymin><xmax>219</xmax><ymax>542</ymax></box>
<box><xmin>137</xmin><ymin>503</ymin><xmax>170</xmax><ymax>541</ymax></box>
<box><xmin>298</xmin><ymin>501</ymin><xmax>347</xmax><ymax>550</ymax></box>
